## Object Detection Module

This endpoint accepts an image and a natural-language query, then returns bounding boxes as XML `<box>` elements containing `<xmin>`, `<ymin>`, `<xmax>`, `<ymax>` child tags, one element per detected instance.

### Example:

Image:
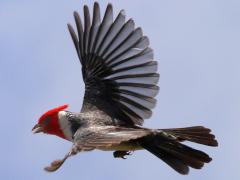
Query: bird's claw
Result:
<box><xmin>113</xmin><ymin>151</ymin><xmax>132</xmax><ymax>159</ymax></box>
<box><xmin>44</xmin><ymin>159</ymin><xmax>65</xmax><ymax>172</ymax></box>
<box><xmin>44</xmin><ymin>148</ymin><xmax>76</xmax><ymax>172</ymax></box>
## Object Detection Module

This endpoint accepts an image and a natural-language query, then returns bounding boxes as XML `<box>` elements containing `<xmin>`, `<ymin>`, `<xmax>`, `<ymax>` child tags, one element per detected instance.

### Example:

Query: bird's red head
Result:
<box><xmin>32</xmin><ymin>104</ymin><xmax>69</xmax><ymax>139</ymax></box>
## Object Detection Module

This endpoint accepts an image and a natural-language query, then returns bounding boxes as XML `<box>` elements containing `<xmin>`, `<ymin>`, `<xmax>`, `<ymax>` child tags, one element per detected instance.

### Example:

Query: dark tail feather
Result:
<box><xmin>140</xmin><ymin>126</ymin><xmax>218</xmax><ymax>175</ymax></box>
<box><xmin>141</xmin><ymin>141</ymin><xmax>190</xmax><ymax>174</ymax></box>
<box><xmin>162</xmin><ymin>126</ymin><xmax>218</xmax><ymax>147</ymax></box>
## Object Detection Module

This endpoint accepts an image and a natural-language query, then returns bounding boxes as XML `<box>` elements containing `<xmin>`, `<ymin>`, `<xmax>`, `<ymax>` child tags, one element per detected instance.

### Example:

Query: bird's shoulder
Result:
<box><xmin>65</xmin><ymin>110</ymin><xmax>124</xmax><ymax>127</ymax></box>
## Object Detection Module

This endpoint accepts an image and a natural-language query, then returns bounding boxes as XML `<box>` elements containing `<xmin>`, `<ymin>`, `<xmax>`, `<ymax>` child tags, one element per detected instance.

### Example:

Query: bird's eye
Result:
<box><xmin>44</xmin><ymin>116</ymin><xmax>51</xmax><ymax>125</ymax></box>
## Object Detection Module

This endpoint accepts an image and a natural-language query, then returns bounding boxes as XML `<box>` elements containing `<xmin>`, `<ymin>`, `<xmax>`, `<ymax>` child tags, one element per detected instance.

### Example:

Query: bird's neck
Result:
<box><xmin>57</xmin><ymin>111</ymin><xmax>74</xmax><ymax>141</ymax></box>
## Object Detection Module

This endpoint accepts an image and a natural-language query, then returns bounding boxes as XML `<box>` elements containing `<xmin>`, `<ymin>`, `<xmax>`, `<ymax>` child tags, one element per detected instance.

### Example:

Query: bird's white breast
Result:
<box><xmin>58</xmin><ymin>111</ymin><xmax>73</xmax><ymax>141</ymax></box>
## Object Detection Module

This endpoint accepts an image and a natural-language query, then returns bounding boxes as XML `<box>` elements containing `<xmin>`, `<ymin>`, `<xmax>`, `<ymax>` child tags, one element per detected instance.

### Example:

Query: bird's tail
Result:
<box><xmin>139</xmin><ymin>126</ymin><xmax>218</xmax><ymax>175</ymax></box>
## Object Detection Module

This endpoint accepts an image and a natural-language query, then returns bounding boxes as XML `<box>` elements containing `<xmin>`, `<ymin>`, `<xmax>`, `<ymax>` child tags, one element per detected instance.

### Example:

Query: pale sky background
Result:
<box><xmin>0</xmin><ymin>0</ymin><xmax>239</xmax><ymax>179</ymax></box>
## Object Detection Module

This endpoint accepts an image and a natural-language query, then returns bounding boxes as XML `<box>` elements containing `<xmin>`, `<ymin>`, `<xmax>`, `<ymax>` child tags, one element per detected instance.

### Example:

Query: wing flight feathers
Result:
<box><xmin>68</xmin><ymin>2</ymin><xmax>159</xmax><ymax>126</ymax></box>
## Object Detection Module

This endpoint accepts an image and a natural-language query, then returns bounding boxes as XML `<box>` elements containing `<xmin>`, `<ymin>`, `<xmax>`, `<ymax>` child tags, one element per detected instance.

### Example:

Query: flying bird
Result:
<box><xmin>32</xmin><ymin>2</ymin><xmax>218</xmax><ymax>175</ymax></box>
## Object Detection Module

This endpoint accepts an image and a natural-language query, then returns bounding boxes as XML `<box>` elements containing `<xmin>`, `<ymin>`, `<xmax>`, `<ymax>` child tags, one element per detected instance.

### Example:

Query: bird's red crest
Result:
<box><xmin>38</xmin><ymin>104</ymin><xmax>69</xmax><ymax>124</ymax></box>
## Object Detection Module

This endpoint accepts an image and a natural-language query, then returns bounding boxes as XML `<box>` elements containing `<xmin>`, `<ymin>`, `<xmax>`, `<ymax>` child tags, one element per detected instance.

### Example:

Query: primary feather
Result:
<box><xmin>68</xmin><ymin>2</ymin><xmax>159</xmax><ymax>126</ymax></box>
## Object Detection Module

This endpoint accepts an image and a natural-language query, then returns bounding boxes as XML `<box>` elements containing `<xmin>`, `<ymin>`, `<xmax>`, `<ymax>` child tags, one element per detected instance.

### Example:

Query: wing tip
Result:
<box><xmin>106</xmin><ymin>3</ymin><xmax>113</xmax><ymax>10</ymax></box>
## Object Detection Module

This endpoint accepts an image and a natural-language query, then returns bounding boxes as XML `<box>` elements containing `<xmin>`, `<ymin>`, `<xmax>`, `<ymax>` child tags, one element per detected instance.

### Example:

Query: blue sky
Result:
<box><xmin>0</xmin><ymin>0</ymin><xmax>239</xmax><ymax>179</ymax></box>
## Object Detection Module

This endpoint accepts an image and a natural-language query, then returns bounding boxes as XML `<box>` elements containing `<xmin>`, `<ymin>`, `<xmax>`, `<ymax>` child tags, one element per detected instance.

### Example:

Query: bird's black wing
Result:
<box><xmin>68</xmin><ymin>2</ymin><xmax>159</xmax><ymax>126</ymax></box>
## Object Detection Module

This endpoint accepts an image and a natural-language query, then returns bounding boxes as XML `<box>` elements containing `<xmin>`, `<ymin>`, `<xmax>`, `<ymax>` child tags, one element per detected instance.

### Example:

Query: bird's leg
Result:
<box><xmin>113</xmin><ymin>151</ymin><xmax>133</xmax><ymax>159</ymax></box>
<box><xmin>44</xmin><ymin>145</ymin><xmax>79</xmax><ymax>172</ymax></box>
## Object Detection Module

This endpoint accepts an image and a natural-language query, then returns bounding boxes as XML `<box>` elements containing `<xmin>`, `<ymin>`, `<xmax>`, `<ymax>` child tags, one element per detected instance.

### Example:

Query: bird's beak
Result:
<box><xmin>32</xmin><ymin>124</ymin><xmax>44</xmax><ymax>134</ymax></box>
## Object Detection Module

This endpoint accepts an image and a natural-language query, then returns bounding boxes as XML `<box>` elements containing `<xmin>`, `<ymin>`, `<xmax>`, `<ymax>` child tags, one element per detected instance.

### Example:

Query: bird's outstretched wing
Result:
<box><xmin>73</xmin><ymin>126</ymin><xmax>151</xmax><ymax>151</ymax></box>
<box><xmin>68</xmin><ymin>2</ymin><xmax>159</xmax><ymax>126</ymax></box>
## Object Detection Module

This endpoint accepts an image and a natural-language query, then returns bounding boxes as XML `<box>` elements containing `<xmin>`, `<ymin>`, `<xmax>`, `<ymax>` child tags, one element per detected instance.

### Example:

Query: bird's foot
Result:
<box><xmin>44</xmin><ymin>146</ymin><xmax>79</xmax><ymax>172</ymax></box>
<box><xmin>44</xmin><ymin>159</ymin><xmax>66</xmax><ymax>172</ymax></box>
<box><xmin>113</xmin><ymin>151</ymin><xmax>132</xmax><ymax>159</ymax></box>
